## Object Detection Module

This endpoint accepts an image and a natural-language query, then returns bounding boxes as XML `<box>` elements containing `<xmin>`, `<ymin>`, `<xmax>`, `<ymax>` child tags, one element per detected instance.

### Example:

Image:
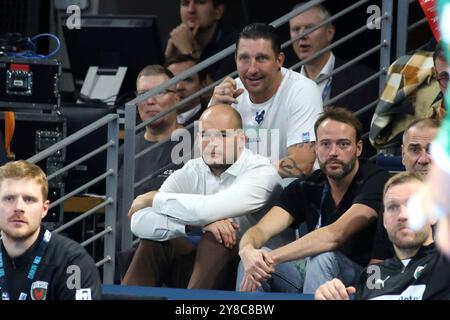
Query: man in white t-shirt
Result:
<box><xmin>211</xmin><ymin>23</ymin><xmax>323</xmax><ymax>178</ymax></box>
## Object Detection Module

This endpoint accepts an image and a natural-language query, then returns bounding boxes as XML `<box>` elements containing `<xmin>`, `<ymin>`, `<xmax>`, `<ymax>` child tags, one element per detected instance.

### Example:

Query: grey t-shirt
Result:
<box><xmin>117</xmin><ymin>130</ymin><xmax>189</xmax><ymax>217</ymax></box>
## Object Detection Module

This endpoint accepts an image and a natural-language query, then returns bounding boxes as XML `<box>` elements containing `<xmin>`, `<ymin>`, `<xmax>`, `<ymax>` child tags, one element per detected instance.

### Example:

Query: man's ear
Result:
<box><xmin>214</xmin><ymin>4</ymin><xmax>225</xmax><ymax>21</ymax></box>
<box><xmin>201</xmin><ymin>74</ymin><xmax>213</xmax><ymax>87</ymax></box>
<box><xmin>41</xmin><ymin>200</ymin><xmax>50</xmax><ymax>220</ymax></box>
<box><xmin>326</xmin><ymin>24</ymin><xmax>336</xmax><ymax>43</ymax></box>
<box><xmin>382</xmin><ymin>207</ymin><xmax>388</xmax><ymax>230</ymax></box>
<box><xmin>356</xmin><ymin>140</ymin><xmax>363</xmax><ymax>157</ymax></box>
<box><xmin>277</xmin><ymin>52</ymin><xmax>285</xmax><ymax>70</ymax></box>
<box><xmin>401</xmin><ymin>144</ymin><xmax>407</xmax><ymax>166</ymax></box>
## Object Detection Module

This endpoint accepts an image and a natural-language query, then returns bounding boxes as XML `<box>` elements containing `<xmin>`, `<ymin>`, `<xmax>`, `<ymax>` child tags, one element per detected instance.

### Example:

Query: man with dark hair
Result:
<box><xmin>433</xmin><ymin>43</ymin><xmax>448</xmax><ymax>121</ymax></box>
<box><xmin>166</xmin><ymin>55</ymin><xmax>209</xmax><ymax>126</ymax></box>
<box><xmin>122</xmin><ymin>104</ymin><xmax>292</xmax><ymax>289</ymax></box>
<box><xmin>165</xmin><ymin>0</ymin><xmax>237</xmax><ymax>81</ymax></box>
<box><xmin>0</xmin><ymin>160</ymin><xmax>101</xmax><ymax>300</ymax></box>
<box><xmin>289</xmin><ymin>3</ymin><xmax>378</xmax><ymax>142</ymax></box>
<box><xmin>236</xmin><ymin>107</ymin><xmax>389</xmax><ymax>294</ymax></box>
<box><xmin>315</xmin><ymin>172</ymin><xmax>450</xmax><ymax>300</ymax></box>
<box><xmin>211</xmin><ymin>23</ymin><xmax>323</xmax><ymax>178</ymax></box>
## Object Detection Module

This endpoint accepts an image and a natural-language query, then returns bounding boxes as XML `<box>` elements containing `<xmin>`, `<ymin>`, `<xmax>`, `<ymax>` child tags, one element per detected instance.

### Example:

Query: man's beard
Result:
<box><xmin>388</xmin><ymin>227</ymin><xmax>429</xmax><ymax>251</ymax></box>
<box><xmin>207</xmin><ymin>163</ymin><xmax>232</xmax><ymax>173</ymax></box>
<box><xmin>2</xmin><ymin>224</ymin><xmax>39</xmax><ymax>241</ymax></box>
<box><xmin>319</xmin><ymin>156</ymin><xmax>357</xmax><ymax>181</ymax></box>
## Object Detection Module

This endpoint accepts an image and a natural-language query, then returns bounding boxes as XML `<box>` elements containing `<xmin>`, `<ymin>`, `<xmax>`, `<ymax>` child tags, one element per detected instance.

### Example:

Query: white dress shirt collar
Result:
<box><xmin>301</xmin><ymin>52</ymin><xmax>335</xmax><ymax>102</ymax></box>
<box><xmin>177</xmin><ymin>104</ymin><xmax>202</xmax><ymax>125</ymax></box>
<box><xmin>300</xmin><ymin>52</ymin><xmax>335</xmax><ymax>82</ymax></box>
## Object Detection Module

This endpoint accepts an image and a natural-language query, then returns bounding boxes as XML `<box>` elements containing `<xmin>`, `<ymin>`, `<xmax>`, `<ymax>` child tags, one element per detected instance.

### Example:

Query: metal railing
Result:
<box><xmin>28</xmin><ymin>113</ymin><xmax>119</xmax><ymax>284</ymax></box>
<box><xmin>396</xmin><ymin>0</ymin><xmax>434</xmax><ymax>59</ymax></box>
<box><xmin>119</xmin><ymin>0</ymin><xmax>395</xmax><ymax>248</ymax></box>
<box><xmin>28</xmin><ymin>0</ymin><xmax>431</xmax><ymax>281</ymax></box>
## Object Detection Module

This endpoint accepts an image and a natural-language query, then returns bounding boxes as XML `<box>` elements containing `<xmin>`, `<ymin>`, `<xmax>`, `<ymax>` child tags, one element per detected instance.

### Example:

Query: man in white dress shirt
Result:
<box><xmin>122</xmin><ymin>104</ymin><xmax>294</xmax><ymax>289</ymax></box>
<box><xmin>289</xmin><ymin>3</ymin><xmax>378</xmax><ymax>149</ymax></box>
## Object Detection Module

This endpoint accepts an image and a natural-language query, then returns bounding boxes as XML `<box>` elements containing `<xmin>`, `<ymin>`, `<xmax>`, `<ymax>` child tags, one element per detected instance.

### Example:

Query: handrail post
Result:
<box><xmin>121</xmin><ymin>103</ymin><xmax>137</xmax><ymax>251</ymax></box>
<box><xmin>396</xmin><ymin>0</ymin><xmax>409</xmax><ymax>59</ymax></box>
<box><xmin>380</xmin><ymin>0</ymin><xmax>393</xmax><ymax>94</ymax></box>
<box><xmin>103</xmin><ymin>115</ymin><xmax>119</xmax><ymax>284</ymax></box>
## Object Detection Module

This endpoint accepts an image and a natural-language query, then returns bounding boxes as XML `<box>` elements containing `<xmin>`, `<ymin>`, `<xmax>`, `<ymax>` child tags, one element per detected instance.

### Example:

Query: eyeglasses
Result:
<box><xmin>200</xmin><ymin>130</ymin><xmax>239</xmax><ymax>140</ymax></box>
<box><xmin>436</xmin><ymin>71</ymin><xmax>449</xmax><ymax>87</ymax></box>
<box><xmin>135</xmin><ymin>89</ymin><xmax>176</xmax><ymax>99</ymax></box>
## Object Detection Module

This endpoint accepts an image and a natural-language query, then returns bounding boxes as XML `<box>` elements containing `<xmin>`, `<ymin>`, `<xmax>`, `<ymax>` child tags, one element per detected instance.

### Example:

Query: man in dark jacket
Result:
<box><xmin>289</xmin><ymin>2</ymin><xmax>378</xmax><ymax>157</ymax></box>
<box><xmin>315</xmin><ymin>171</ymin><xmax>450</xmax><ymax>300</ymax></box>
<box><xmin>0</xmin><ymin>160</ymin><xmax>101</xmax><ymax>300</ymax></box>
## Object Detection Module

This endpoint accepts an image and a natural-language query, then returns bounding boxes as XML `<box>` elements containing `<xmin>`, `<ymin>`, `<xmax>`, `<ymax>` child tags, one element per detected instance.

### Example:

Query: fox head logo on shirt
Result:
<box><xmin>31</xmin><ymin>281</ymin><xmax>48</xmax><ymax>300</ymax></box>
<box><xmin>255</xmin><ymin>110</ymin><xmax>265</xmax><ymax>124</ymax></box>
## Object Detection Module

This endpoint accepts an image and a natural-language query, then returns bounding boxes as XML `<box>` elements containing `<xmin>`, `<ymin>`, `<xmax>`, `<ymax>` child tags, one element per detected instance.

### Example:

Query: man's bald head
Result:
<box><xmin>402</xmin><ymin>118</ymin><xmax>439</xmax><ymax>175</ymax></box>
<box><xmin>200</xmin><ymin>104</ymin><xmax>243</xmax><ymax>130</ymax></box>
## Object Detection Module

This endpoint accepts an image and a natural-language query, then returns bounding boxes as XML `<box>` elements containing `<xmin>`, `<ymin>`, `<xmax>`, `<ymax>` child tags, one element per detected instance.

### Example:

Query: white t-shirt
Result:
<box><xmin>177</xmin><ymin>103</ymin><xmax>202</xmax><ymax>125</ymax></box>
<box><xmin>233</xmin><ymin>67</ymin><xmax>323</xmax><ymax>162</ymax></box>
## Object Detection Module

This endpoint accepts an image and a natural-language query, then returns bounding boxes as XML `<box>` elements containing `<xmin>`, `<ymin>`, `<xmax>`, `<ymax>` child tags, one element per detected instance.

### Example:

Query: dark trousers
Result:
<box><xmin>121</xmin><ymin>232</ymin><xmax>240</xmax><ymax>290</ymax></box>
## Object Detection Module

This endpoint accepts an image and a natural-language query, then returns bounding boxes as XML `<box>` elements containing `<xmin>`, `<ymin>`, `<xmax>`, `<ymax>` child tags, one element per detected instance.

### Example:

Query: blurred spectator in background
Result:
<box><xmin>289</xmin><ymin>2</ymin><xmax>378</xmax><ymax>142</ymax></box>
<box><xmin>117</xmin><ymin>65</ymin><xmax>189</xmax><ymax>220</ymax></box>
<box><xmin>432</xmin><ymin>43</ymin><xmax>448</xmax><ymax>122</ymax></box>
<box><xmin>166</xmin><ymin>55</ymin><xmax>210</xmax><ymax>127</ymax></box>
<box><xmin>165</xmin><ymin>0</ymin><xmax>237</xmax><ymax>81</ymax></box>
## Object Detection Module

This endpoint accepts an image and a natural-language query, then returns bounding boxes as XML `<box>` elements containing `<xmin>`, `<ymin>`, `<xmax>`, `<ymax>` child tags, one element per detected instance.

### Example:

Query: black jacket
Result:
<box><xmin>200</xmin><ymin>22</ymin><xmax>238</xmax><ymax>81</ymax></box>
<box><xmin>355</xmin><ymin>244</ymin><xmax>450</xmax><ymax>300</ymax></box>
<box><xmin>330</xmin><ymin>56</ymin><xmax>379</xmax><ymax>158</ymax></box>
<box><xmin>329</xmin><ymin>56</ymin><xmax>379</xmax><ymax>125</ymax></box>
<box><xmin>0</xmin><ymin>227</ymin><xmax>101</xmax><ymax>300</ymax></box>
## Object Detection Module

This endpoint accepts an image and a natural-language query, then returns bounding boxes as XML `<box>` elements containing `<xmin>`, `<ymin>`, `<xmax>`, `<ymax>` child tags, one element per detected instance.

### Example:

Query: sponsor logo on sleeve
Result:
<box><xmin>302</xmin><ymin>132</ymin><xmax>310</xmax><ymax>143</ymax></box>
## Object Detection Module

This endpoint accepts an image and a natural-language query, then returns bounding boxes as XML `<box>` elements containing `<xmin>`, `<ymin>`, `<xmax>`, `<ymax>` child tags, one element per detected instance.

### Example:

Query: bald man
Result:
<box><xmin>401</xmin><ymin>118</ymin><xmax>439</xmax><ymax>175</ymax></box>
<box><xmin>122</xmin><ymin>104</ymin><xmax>294</xmax><ymax>289</ymax></box>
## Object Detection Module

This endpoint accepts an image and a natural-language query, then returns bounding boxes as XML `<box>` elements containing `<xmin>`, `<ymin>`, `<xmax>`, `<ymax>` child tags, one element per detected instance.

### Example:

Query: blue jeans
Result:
<box><xmin>236</xmin><ymin>249</ymin><xmax>363</xmax><ymax>294</ymax></box>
